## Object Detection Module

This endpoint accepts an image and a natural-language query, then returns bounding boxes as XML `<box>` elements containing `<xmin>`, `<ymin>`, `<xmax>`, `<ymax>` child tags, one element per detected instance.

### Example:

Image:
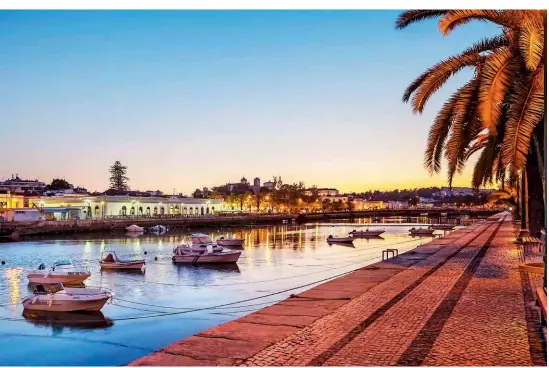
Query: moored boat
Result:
<box><xmin>186</xmin><ymin>233</ymin><xmax>224</xmax><ymax>252</ymax></box>
<box><xmin>126</xmin><ymin>224</ymin><xmax>145</xmax><ymax>233</ymax></box>
<box><xmin>409</xmin><ymin>227</ymin><xmax>435</xmax><ymax>236</ymax></box>
<box><xmin>22</xmin><ymin>283</ymin><xmax>112</xmax><ymax>312</ymax></box>
<box><xmin>22</xmin><ymin>310</ymin><xmax>114</xmax><ymax>329</ymax></box>
<box><xmin>149</xmin><ymin>225</ymin><xmax>168</xmax><ymax>233</ymax></box>
<box><xmin>430</xmin><ymin>224</ymin><xmax>455</xmax><ymax>231</ymax></box>
<box><xmin>327</xmin><ymin>235</ymin><xmax>354</xmax><ymax>243</ymax></box>
<box><xmin>216</xmin><ymin>237</ymin><xmax>245</xmax><ymax>247</ymax></box>
<box><xmin>349</xmin><ymin>229</ymin><xmax>385</xmax><ymax>237</ymax></box>
<box><xmin>27</xmin><ymin>260</ymin><xmax>90</xmax><ymax>285</ymax></box>
<box><xmin>99</xmin><ymin>251</ymin><xmax>146</xmax><ymax>270</ymax></box>
<box><xmin>172</xmin><ymin>244</ymin><xmax>241</xmax><ymax>264</ymax></box>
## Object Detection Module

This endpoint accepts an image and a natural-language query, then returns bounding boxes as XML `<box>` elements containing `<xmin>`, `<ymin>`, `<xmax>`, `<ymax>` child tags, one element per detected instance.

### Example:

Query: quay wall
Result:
<box><xmin>0</xmin><ymin>209</ymin><xmax>500</xmax><ymax>240</ymax></box>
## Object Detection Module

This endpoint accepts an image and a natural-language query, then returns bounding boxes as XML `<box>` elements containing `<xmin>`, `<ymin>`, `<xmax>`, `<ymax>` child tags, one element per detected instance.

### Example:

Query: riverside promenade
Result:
<box><xmin>130</xmin><ymin>213</ymin><xmax>546</xmax><ymax>366</ymax></box>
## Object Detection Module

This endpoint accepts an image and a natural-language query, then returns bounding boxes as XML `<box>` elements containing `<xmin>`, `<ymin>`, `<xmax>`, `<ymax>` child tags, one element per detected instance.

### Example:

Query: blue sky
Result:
<box><xmin>0</xmin><ymin>10</ymin><xmax>500</xmax><ymax>193</ymax></box>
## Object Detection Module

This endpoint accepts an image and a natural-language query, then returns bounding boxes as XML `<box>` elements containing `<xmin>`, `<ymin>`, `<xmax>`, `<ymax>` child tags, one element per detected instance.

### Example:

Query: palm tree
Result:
<box><xmin>396</xmin><ymin>10</ymin><xmax>545</xmax><ymax>234</ymax></box>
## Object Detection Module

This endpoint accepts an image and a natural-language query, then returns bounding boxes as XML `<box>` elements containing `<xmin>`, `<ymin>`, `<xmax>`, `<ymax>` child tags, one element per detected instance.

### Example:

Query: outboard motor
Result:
<box><xmin>38</xmin><ymin>263</ymin><xmax>46</xmax><ymax>270</ymax></box>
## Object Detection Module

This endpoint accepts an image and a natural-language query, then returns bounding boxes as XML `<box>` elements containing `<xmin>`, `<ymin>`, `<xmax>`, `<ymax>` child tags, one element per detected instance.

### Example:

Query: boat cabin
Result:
<box><xmin>191</xmin><ymin>233</ymin><xmax>214</xmax><ymax>245</ymax></box>
<box><xmin>33</xmin><ymin>283</ymin><xmax>64</xmax><ymax>294</ymax></box>
<box><xmin>52</xmin><ymin>260</ymin><xmax>73</xmax><ymax>271</ymax></box>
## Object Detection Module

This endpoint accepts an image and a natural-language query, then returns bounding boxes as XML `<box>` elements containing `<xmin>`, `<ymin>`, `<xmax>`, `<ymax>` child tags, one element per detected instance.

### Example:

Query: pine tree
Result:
<box><xmin>109</xmin><ymin>161</ymin><xmax>129</xmax><ymax>191</ymax></box>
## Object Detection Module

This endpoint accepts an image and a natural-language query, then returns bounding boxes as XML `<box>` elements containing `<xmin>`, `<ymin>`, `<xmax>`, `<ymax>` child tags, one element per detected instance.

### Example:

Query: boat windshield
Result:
<box><xmin>54</xmin><ymin>260</ymin><xmax>72</xmax><ymax>266</ymax></box>
<box><xmin>50</xmin><ymin>283</ymin><xmax>65</xmax><ymax>293</ymax></box>
<box><xmin>192</xmin><ymin>236</ymin><xmax>212</xmax><ymax>245</ymax></box>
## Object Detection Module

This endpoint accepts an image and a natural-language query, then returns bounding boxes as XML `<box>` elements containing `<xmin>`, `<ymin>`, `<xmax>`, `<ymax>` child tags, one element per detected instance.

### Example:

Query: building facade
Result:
<box><xmin>0</xmin><ymin>175</ymin><xmax>46</xmax><ymax>193</ymax></box>
<box><xmin>28</xmin><ymin>195</ymin><xmax>225</xmax><ymax>220</ymax></box>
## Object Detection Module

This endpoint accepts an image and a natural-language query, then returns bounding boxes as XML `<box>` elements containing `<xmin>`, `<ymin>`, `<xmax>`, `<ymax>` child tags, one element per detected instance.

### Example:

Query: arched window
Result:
<box><xmin>121</xmin><ymin>206</ymin><xmax>127</xmax><ymax>216</ymax></box>
<box><xmin>189</xmin><ymin>208</ymin><xmax>193</xmax><ymax>215</ymax></box>
<box><xmin>94</xmin><ymin>206</ymin><xmax>100</xmax><ymax>216</ymax></box>
<box><xmin>139</xmin><ymin>207</ymin><xmax>143</xmax><ymax>216</ymax></box>
<box><xmin>195</xmin><ymin>207</ymin><xmax>199</xmax><ymax>215</ymax></box>
<box><xmin>175</xmin><ymin>206</ymin><xmax>180</xmax><ymax>214</ymax></box>
<box><xmin>160</xmin><ymin>207</ymin><xmax>165</xmax><ymax>215</ymax></box>
<box><xmin>169</xmin><ymin>205</ymin><xmax>174</xmax><ymax>215</ymax></box>
<box><xmin>201</xmin><ymin>207</ymin><xmax>204</xmax><ymax>215</ymax></box>
<box><xmin>212</xmin><ymin>206</ymin><xmax>215</xmax><ymax>213</ymax></box>
<box><xmin>183</xmin><ymin>207</ymin><xmax>187</xmax><ymax>214</ymax></box>
<box><xmin>146</xmin><ymin>207</ymin><xmax>151</xmax><ymax>215</ymax></box>
<box><xmin>130</xmin><ymin>207</ymin><xmax>135</xmax><ymax>215</ymax></box>
<box><xmin>153</xmin><ymin>207</ymin><xmax>158</xmax><ymax>215</ymax></box>
<box><xmin>206</xmin><ymin>207</ymin><xmax>210</xmax><ymax>214</ymax></box>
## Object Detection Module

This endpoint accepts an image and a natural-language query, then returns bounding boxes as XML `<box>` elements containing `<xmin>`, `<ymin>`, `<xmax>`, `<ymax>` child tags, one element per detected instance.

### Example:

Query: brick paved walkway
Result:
<box><xmin>130</xmin><ymin>214</ymin><xmax>546</xmax><ymax>366</ymax></box>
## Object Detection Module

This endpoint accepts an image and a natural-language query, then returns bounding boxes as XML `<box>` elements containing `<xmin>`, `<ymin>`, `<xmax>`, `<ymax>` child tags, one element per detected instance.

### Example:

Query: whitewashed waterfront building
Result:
<box><xmin>29</xmin><ymin>194</ymin><xmax>225</xmax><ymax>220</ymax></box>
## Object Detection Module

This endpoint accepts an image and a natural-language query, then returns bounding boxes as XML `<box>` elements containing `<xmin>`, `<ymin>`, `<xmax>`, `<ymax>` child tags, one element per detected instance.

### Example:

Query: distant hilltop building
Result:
<box><xmin>217</xmin><ymin>176</ymin><xmax>269</xmax><ymax>195</ymax></box>
<box><xmin>436</xmin><ymin>187</ymin><xmax>494</xmax><ymax>197</ymax></box>
<box><xmin>0</xmin><ymin>174</ymin><xmax>46</xmax><ymax>193</ymax></box>
<box><xmin>303</xmin><ymin>188</ymin><xmax>339</xmax><ymax>197</ymax></box>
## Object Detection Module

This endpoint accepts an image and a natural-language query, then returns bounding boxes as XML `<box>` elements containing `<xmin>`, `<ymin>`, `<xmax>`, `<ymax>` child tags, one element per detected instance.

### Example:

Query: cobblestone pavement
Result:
<box><xmin>131</xmin><ymin>215</ymin><xmax>546</xmax><ymax>366</ymax></box>
<box><xmin>240</xmin><ymin>223</ymin><xmax>493</xmax><ymax>366</ymax></box>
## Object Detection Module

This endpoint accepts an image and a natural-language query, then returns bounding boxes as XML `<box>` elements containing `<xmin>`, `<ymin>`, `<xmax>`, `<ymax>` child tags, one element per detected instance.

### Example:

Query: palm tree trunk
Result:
<box><xmin>526</xmin><ymin>140</ymin><xmax>545</xmax><ymax>236</ymax></box>
<box><xmin>521</xmin><ymin>172</ymin><xmax>527</xmax><ymax>227</ymax></box>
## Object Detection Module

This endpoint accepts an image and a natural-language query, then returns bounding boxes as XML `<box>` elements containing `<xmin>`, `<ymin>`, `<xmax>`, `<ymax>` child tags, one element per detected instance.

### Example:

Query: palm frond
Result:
<box><xmin>519</xmin><ymin>14</ymin><xmax>545</xmax><ymax>70</ymax></box>
<box><xmin>402</xmin><ymin>34</ymin><xmax>507</xmax><ymax>104</ymax></box>
<box><xmin>478</xmin><ymin>48</ymin><xmax>518</xmax><ymax>134</ymax></box>
<box><xmin>395</xmin><ymin>10</ymin><xmax>449</xmax><ymax>29</ymax></box>
<box><xmin>439</xmin><ymin>10</ymin><xmax>516</xmax><ymax>36</ymax></box>
<box><xmin>502</xmin><ymin>69</ymin><xmax>545</xmax><ymax>173</ymax></box>
<box><xmin>424</xmin><ymin>95</ymin><xmax>456</xmax><ymax>173</ymax></box>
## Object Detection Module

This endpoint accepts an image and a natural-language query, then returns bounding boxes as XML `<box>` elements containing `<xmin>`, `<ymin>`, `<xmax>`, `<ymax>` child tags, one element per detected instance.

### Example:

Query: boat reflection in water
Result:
<box><xmin>22</xmin><ymin>310</ymin><xmax>114</xmax><ymax>330</ymax></box>
<box><xmin>174</xmin><ymin>262</ymin><xmax>241</xmax><ymax>273</ymax></box>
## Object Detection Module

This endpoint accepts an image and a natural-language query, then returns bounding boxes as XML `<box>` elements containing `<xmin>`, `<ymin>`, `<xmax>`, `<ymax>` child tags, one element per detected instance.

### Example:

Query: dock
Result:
<box><xmin>130</xmin><ymin>213</ymin><xmax>546</xmax><ymax>366</ymax></box>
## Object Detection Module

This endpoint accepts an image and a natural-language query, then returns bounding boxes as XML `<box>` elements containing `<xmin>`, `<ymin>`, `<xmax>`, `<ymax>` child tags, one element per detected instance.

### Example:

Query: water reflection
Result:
<box><xmin>22</xmin><ymin>310</ymin><xmax>114</xmax><ymax>330</ymax></box>
<box><xmin>4</xmin><ymin>267</ymin><xmax>23</xmax><ymax>305</ymax></box>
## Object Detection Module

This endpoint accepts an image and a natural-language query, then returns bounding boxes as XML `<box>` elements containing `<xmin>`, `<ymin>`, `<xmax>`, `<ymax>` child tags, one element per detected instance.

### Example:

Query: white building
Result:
<box><xmin>29</xmin><ymin>194</ymin><xmax>225</xmax><ymax>220</ymax></box>
<box><xmin>385</xmin><ymin>201</ymin><xmax>409</xmax><ymax>209</ymax></box>
<box><xmin>0</xmin><ymin>174</ymin><xmax>46</xmax><ymax>192</ymax></box>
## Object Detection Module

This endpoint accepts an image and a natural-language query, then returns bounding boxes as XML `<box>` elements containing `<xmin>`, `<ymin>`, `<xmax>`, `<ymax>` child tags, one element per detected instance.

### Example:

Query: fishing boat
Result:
<box><xmin>409</xmin><ymin>227</ymin><xmax>435</xmax><ymax>236</ymax></box>
<box><xmin>185</xmin><ymin>233</ymin><xmax>224</xmax><ymax>252</ymax></box>
<box><xmin>216</xmin><ymin>237</ymin><xmax>245</xmax><ymax>247</ymax></box>
<box><xmin>22</xmin><ymin>283</ymin><xmax>112</xmax><ymax>312</ymax></box>
<box><xmin>172</xmin><ymin>244</ymin><xmax>241</xmax><ymax>264</ymax></box>
<box><xmin>349</xmin><ymin>229</ymin><xmax>385</xmax><ymax>238</ymax></box>
<box><xmin>430</xmin><ymin>224</ymin><xmax>455</xmax><ymax>231</ymax></box>
<box><xmin>99</xmin><ymin>251</ymin><xmax>146</xmax><ymax>270</ymax></box>
<box><xmin>149</xmin><ymin>225</ymin><xmax>168</xmax><ymax>233</ymax></box>
<box><xmin>27</xmin><ymin>260</ymin><xmax>90</xmax><ymax>285</ymax></box>
<box><xmin>327</xmin><ymin>235</ymin><xmax>354</xmax><ymax>243</ymax></box>
<box><xmin>126</xmin><ymin>224</ymin><xmax>145</xmax><ymax>233</ymax></box>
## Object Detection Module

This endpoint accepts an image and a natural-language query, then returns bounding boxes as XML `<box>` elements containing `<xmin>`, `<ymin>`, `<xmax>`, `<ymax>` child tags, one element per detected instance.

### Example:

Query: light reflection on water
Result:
<box><xmin>0</xmin><ymin>218</ymin><xmax>453</xmax><ymax>366</ymax></box>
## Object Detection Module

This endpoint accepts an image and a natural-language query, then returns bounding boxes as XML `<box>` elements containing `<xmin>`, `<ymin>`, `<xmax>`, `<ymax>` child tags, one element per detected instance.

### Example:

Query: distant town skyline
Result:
<box><xmin>0</xmin><ymin>10</ymin><xmax>500</xmax><ymax>194</ymax></box>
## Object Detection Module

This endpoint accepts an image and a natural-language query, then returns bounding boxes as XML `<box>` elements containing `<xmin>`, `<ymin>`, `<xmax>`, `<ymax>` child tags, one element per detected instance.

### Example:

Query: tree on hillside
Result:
<box><xmin>47</xmin><ymin>178</ymin><xmax>73</xmax><ymax>190</ymax></box>
<box><xmin>109</xmin><ymin>161</ymin><xmax>129</xmax><ymax>191</ymax></box>
<box><xmin>192</xmin><ymin>189</ymin><xmax>203</xmax><ymax>198</ymax></box>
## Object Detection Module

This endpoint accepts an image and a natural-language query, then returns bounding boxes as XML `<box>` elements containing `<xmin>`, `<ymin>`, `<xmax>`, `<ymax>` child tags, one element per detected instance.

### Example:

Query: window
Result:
<box><xmin>206</xmin><ymin>207</ymin><xmax>209</xmax><ymax>214</ymax></box>
<box><xmin>146</xmin><ymin>207</ymin><xmax>151</xmax><ymax>215</ymax></box>
<box><xmin>195</xmin><ymin>207</ymin><xmax>199</xmax><ymax>215</ymax></box>
<box><xmin>183</xmin><ymin>207</ymin><xmax>187</xmax><ymax>214</ymax></box>
<box><xmin>130</xmin><ymin>207</ymin><xmax>135</xmax><ymax>215</ymax></box>
<box><xmin>201</xmin><ymin>207</ymin><xmax>204</xmax><ymax>215</ymax></box>
<box><xmin>160</xmin><ymin>207</ymin><xmax>165</xmax><ymax>215</ymax></box>
<box><xmin>175</xmin><ymin>206</ymin><xmax>180</xmax><ymax>214</ymax></box>
<box><xmin>153</xmin><ymin>207</ymin><xmax>158</xmax><ymax>215</ymax></box>
<box><xmin>212</xmin><ymin>206</ymin><xmax>215</xmax><ymax>213</ymax></box>
<box><xmin>189</xmin><ymin>208</ymin><xmax>193</xmax><ymax>215</ymax></box>
<box><xmin>121</xmin><ymin>206</ymin><xmax>127</xmax><ymax>216</ymax></box>
<box><xmin>94</xmin><ymin>206</ymin><xmax>100</xmax><ymax>216</ymax></box>
<box><xmin>139</xmin><ymin>207</ymin><xmax>143</xmax><ymax>216</ymax></box>
<box><xmin>169</xmin><ymin>205</ymin><xmax>174</xmax><ymax>215</ymax></box>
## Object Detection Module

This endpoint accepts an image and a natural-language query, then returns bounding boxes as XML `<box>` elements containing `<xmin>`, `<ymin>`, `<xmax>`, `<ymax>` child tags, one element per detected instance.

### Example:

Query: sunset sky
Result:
<box><xmin>0</xmin><ymin>10</ymin><xmax>500</xmax><ymax>194</ymax></box>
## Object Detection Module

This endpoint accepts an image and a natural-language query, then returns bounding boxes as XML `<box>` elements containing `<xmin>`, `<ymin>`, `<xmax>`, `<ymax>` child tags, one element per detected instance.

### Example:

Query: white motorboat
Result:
<box><xmin>409</xmin><ymin>227</ymin><xmax>435</xmax><ymax>236</ymax></box>
<box><xmin>327</xmin><ymin>235</ymin><xmax>354</xmax><ymax>243</ymax></box>
<box><xmin>216</xmin><ymin>237</ymin><xmax>245</xmax><ymax>247</ymax></box>
<box><xmin>99</xmin><ymin>251</ymin><xmax>145</xmax><ymax>270</ymax></box>
<box><xmin>22</xmin><ymin>284</ymin><xmax>112</xmax><ymax>312</ymax></box>
<box><xmin>172</xmin><ymin>244</ymin><xmax>241</xmax><ymax>264</ymax></box>
<box><xmin>349</xmin><ymin>229</ymin><xmax>385</xmax><ymax>238</ymax></box>
<box><xmin>184</xmin><ymin>233</ymin><xmax>224</xmax><ymax>252</ymax></box>
<box><xmin>430</xmin><ymin>224</ymin><xmax>455</xmax><ymax>231</ymax></box>
<box><xmin>27</xmin><ymin>260</ymin><xmax>90</xmax><ymax>285</ymax></box>
<box><xmin>420</xmin><ymin>213</ymin><xmax>429</xmax><ymax>216</ymax></box>
<box><xmin>149</xmin><ymin>225</ymin><xmax>168</xmax><ymax>233</ymax></box>
<box><xmin>126</xmin><ymin>224</ymin><xmax>145</xmax><ymax>233</ymax></box>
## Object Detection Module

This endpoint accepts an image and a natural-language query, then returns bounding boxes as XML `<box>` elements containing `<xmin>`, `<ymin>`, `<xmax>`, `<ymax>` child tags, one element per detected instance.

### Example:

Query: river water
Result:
<box><xmin>0</xmin><ymin>217</ymin><xmax>454</xmax><ymax>366</ymax></box>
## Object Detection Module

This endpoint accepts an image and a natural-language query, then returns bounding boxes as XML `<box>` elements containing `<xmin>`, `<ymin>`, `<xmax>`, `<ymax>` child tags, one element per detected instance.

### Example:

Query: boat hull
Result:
<box><xmin>27</xmin><ymin>272</ymin><xmax>90</xmax><ymax>285</ymax></box>
<box><xmin>22</xmin><ymin>295</ymin><xmax>110</xmax><ymax>312</ymax></box>
<box><xmin>409</xmin><ymin>230</ymin><xmax>435</xmax><ymax>236</ymax></box>
<box><xmin>327</xmin><ymin>237</ymin><xmax>354</xmax><ymax>243</ymax></box>
<box><xmin>350</xmin><ymin>230</ymin><xmax>385</xmax><ymax>238</ymax></box>
<box><xmin>216</xmin><ymin>239</ymin><xmax>245</xmax><ymax>246</ymax></box>
<box><xmin>99</xmin><ymin>260</ymin><xmax>145</xmax><ymax>270</ymax></box>
<box><xmin>172</xmin><ymin>252</ymin><xmax>241</xmax><ymax>264</ymax></box>
<box><xmin>430</xmin><ymin>225</ymin><xmax>455</xmax><ymax>231</ymax></box>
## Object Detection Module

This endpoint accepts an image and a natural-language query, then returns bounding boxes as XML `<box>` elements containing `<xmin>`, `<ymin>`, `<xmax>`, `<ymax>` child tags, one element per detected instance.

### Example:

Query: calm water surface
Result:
<box><xmin>0</xmin><ymin>218</ymin><xmax>454</xmax><ymax>366</ymax></box>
